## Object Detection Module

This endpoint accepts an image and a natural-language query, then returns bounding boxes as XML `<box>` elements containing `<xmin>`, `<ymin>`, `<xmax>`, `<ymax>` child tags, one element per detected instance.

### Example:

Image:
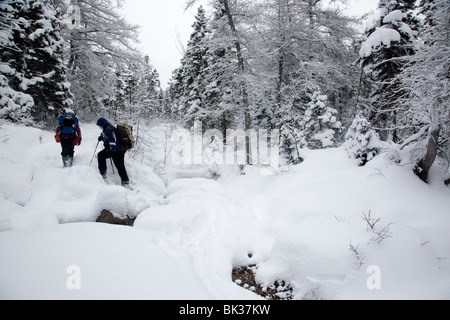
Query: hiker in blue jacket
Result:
<box><xmin>96</xmin><ymin>118</ymin><xmax>129</xmax><ymax>187</ymax></box>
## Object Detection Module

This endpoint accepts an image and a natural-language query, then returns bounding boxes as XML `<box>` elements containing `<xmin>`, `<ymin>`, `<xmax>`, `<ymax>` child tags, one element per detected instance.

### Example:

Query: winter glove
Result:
<box><xmin>98</xmin><ymin>134</ymin><xmax>104</xmax><ymax>142</ymax></box>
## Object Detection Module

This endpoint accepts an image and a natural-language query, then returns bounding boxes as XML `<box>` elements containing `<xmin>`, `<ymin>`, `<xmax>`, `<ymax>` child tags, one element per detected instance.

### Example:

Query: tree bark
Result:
<box><xmin>275</xmin><ymin>0</ymin><xmax>288</xmax><ymax>112</ymax></box>
<box><xmin>414</xmin><ymin>127</ymin><xmax>439</xmax><ymax>183</ymax></box>
<box><xmin>222</xmin><ymin>0</ymin><xmax>251</xmax><ymax>164</ymax></box>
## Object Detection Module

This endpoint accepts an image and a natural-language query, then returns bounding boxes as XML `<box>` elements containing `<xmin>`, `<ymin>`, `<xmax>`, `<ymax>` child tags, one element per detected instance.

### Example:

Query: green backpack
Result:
<box><xmin>116</xmin><ymin>122</ymin><xmax>135</xmax><ymax>151</ymax></box>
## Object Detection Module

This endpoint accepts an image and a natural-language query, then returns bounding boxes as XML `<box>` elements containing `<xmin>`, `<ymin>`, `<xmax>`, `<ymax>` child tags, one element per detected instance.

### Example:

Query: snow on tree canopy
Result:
<box><xmin>382</xmin><ymin>9</ymin><xmax>414</xmax><ymax>39</ymax></box>
<box><xmin>0</xmin><ymin>0</ymin><xmax>73</xmax><ymax>122</ymax></box>
<box><xmin>382</xmin><ymin>9</ymin><xmax>406</xmax><ymax>24</ymax></box>
<box><xmin>303</xmin><ymin>91</ymin><xmax>342</xmax><ymax>149</ymax></box>
<box><xmin>359</xmin><ymin>27</ymin><xmax>401</xmax><ymax>58</ymax></box>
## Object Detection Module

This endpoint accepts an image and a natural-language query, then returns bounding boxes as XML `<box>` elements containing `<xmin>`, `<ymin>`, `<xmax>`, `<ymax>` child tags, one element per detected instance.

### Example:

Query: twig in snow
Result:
<box><xmin>349</xmin><ymin>242</ymin><xmax>365</xmax><ymax>267</ymax></box>
<box><xmin>362</xmin><ymin>210</ymin><xmax>394</xmax><ymax>244</ymax></box>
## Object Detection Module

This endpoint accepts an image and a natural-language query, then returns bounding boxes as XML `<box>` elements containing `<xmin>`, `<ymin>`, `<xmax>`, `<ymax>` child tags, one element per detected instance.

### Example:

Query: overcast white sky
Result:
<box><xmin>121</xmin><ymin>0</ymin><xmax>379</xmax><ymax>89</ymax></box>
<box><xmin>121</xmin><ymin>0</ymin><xmax>199</xmax><ymax>89</ymax></box>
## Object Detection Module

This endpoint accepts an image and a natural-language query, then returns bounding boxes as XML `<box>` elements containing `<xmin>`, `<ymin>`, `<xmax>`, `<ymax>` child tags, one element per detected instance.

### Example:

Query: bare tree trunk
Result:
<box><xmin>222</xmin><ymin>0</ymin><xmax>251</xmax><ymax>164</ymax></box>
<box><xmin>275</xmin><ymin>0</ymin><xmax>287</xmax><ymax>111</ymax></box>
<box><xmin>276</xmin><ymin>52</ymin><xmax>284</xmax><ymax>110</ymax></box>
<box><xmin>306</xmin><ymin>0</ymin><xmax>322</xmax><ymax>28</ymax></box>
<box><xmin>414</xmin><ymin>127</ymin><xmax>440</xmax><ymax>183</ymax></box>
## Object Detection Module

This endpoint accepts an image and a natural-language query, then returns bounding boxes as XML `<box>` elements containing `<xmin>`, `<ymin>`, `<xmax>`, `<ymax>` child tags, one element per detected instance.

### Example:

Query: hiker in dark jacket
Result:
<box><xmin>55</xmin><ymin>109</ymin><xmax>82</xmax><ymax>167</ymax></box>
<box><xmin>96</xmin><ymin>118</ymin><xmax>129</xmax><ymax>187</ymax></box>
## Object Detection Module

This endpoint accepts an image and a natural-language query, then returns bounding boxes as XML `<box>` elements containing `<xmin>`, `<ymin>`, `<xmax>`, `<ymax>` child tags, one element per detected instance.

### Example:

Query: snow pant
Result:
<box><xmin>61</xmin><ymin>136</ymin><xmax>75</xmax><ymax>167</ymax></box>
<box><xmin>98</xmin><ymin>149</ymin><xmax>129</xmax><ymax>184</ymax></box>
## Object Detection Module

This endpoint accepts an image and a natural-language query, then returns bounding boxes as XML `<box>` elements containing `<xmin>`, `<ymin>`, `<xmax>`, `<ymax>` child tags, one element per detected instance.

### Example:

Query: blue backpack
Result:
<box><xmin>58</xmin><ymin>111</ymin><xmax>79</xmax><ymax>135</ymax></box>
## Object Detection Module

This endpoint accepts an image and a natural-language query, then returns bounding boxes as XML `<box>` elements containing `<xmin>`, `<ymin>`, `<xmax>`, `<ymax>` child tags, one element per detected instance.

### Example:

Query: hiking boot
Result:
<box><xmin>63</xmin><ymin>156</ymin><xmax>73</xmax><ymax>168</ymax></box>
<box><xmin>121</xmin><ymin>181</ymin><xmax>130</xmax><ymax>188</ymax></box>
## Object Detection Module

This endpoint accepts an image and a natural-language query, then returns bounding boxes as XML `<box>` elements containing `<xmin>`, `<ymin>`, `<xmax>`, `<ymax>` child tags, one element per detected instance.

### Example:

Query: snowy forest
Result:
<box><xmin>1</xmin><ymin>0</ymin><xmax>449</xmax><ymax>183</ymax></box>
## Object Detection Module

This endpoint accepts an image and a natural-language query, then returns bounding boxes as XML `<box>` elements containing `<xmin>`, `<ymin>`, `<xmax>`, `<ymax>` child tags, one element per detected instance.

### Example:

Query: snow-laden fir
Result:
<box><xmin>1</xmin><ymin>121</ymin><xmax>449</xmax><ymax>300</ymax></box>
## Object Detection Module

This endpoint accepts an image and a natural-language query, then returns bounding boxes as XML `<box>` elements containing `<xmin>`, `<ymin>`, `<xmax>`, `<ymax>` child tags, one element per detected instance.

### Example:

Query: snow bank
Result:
<box><xmin>0</xmin><ymin>223</ymin><xmax>211</xmax><ymax>299</ymax></box>
<box><xmin>1</xmin><ymin>121</ymin><xmax>449</xmax><ymax>300</ymax></box>
<box><xmin>223</xmin><ymin>148</ymin><xmax>450</xmax><ymax>299</ymax></box>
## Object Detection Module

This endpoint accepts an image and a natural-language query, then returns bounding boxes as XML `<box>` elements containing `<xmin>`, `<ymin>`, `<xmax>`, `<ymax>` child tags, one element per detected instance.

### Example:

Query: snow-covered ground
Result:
<box><xmin>0</xmin><ymin>120</ymin><xmax>449</xmax><ymax>300</ymax></box>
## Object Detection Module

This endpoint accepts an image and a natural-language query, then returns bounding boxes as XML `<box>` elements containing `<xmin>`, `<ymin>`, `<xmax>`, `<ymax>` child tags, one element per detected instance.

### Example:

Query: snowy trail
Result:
<box><xmin>0</xmin><ymin>121</ymin><xmax>263</xmax><ymax>299</ymax></box>
<box><xmin>1</xmin><ymin>121</ymin><xmax>450</xmax><ymax>300</ymax></box>
<box><xmin>0</xmin><ymin>122</ymin><xmax>161</xmax><ymax>229</ymax></box>
<box><xmin>134</xmin><ymin>177</ymin><xmax>267</xmax><ymax>299</ymax></box>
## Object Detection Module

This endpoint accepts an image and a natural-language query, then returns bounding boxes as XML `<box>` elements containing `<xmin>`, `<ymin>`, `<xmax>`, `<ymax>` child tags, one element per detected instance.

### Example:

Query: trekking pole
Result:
<box><xmin>110</xmin><ymin>158</ymin><xmax>115</xmax><ymax>174</ymax></box>
<box><xmin>89</xmin><ymin>141</ymin><xmax>100</xmax><ymax>166</ymax></box>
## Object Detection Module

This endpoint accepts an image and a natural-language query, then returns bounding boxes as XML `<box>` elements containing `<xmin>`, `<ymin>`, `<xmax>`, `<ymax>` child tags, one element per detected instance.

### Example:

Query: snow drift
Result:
<box><xmin>0</xmin><ymin>121</ymin><xmax>449</xmax><ymax>300</ymax></box>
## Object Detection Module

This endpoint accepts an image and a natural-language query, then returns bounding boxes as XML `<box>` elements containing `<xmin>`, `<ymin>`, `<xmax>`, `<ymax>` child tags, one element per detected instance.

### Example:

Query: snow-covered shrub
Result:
<box><xmin>280</xmin><ymin>124</ymin><xmax>305</xmax><ymax>165</ymax></box>
<box><xmin>344</xmin><ymin>114</ymin><xmax>383</xmax><ymax>166</ymax></box>
<box><xmin>303</xmin><ymin>91</ymin><xmax>342</xmax><ymax>149</ymax></box>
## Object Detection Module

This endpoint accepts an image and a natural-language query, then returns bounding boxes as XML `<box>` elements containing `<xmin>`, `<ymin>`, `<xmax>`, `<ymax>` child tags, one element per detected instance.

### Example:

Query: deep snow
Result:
<box><xmin>0</xmin><ymin>120</ymin><xmax>449</xmax><ymax>300</ymax></box>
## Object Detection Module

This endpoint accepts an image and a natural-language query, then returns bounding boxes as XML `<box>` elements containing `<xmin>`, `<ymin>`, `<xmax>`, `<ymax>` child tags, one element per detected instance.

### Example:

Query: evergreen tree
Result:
<box><xmin>399</xmin><ymin>0</ymin><xmax>449</xmax><ymax>183</ymax></box>
<box><xmin>171</xmin><ymin>4</ymin><xmax>240</xmax><ymax>134</ymax></box>
<box><xmin>344</xmin><ymin>114</ymin><xmax>383</xmax><ymax>166</ymax></box>
<box><xmin>123</xmin><ymin>66</ymin><xmax>138</xmax><ymax>111</ymax></box>
<box><xmin>113</xmin><ymin>68</ymin><xmax>126</xmax><ymax>119</ymax></box>
<box><xmin>0</xmin><ymin>2</ymin><xmax>34</xmax><ymax>122</ymax></box>
<box><xmin>171</xmin><ymin>6</ymin><xmax>210</xmax><ymax>127</ymax></box>
<box><xmin>359</xmin><ymin>0</ymin><xmax>418</xmax><ymax>142</ymax></box>
<box><xmin>302</xmin><ymin>90</ymin><xmax>342</xmax><ymax>149</ymax></box>
<box><xmin>280</xmin><ymin>123</ymin><xmax>306</xmax><ymax>165</ymax></box>
<box><xmin>0</xmin><ymin>0</ymin><xmax>73</xmax><ymax>124</ymax></box>
<box><xmin>140</xmin><ymin>55</ymin><xmax>163</xmax><ymax>118</ymax></box>
<box><xmin>201</xmin><ymin>1</ymin><xmax>240</xmax><ymax>135</ymax></box>
<box><xmin>107</xmin><ymin>56</ymin><xmax>163</xmax><ymax>122</ymax></box>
